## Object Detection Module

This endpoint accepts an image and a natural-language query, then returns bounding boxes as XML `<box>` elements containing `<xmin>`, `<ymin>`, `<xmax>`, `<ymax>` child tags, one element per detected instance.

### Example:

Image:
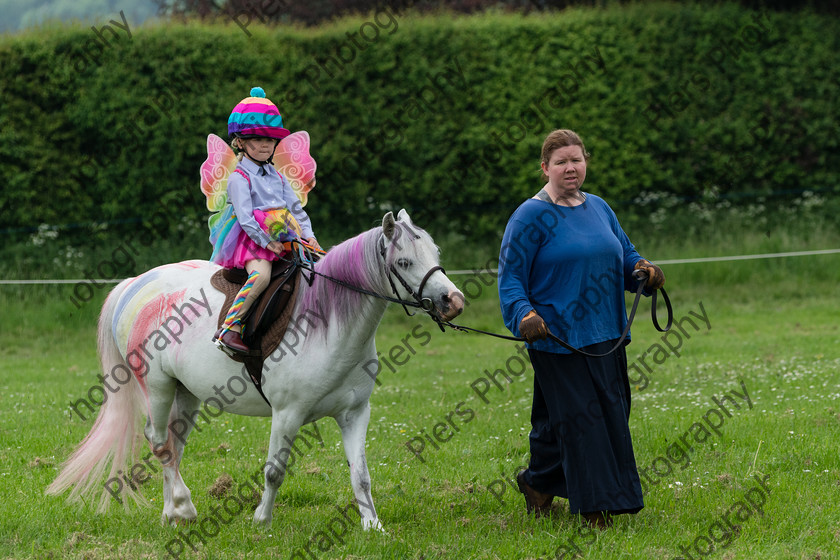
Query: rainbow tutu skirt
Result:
<box><xmin>209</xmin><ymin>207</ymin><xmax>303</xmax><ymax>268</ymax></box>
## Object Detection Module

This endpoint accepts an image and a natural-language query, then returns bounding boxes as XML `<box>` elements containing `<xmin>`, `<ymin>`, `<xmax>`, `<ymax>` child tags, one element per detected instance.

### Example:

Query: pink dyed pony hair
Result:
<box><xmin>296</xmin><ymin>220</ymin><xmax>434</xmax><ymax>338</ymax></box>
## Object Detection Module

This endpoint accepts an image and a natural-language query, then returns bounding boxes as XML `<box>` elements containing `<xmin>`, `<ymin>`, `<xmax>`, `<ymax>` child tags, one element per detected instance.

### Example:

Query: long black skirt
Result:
<box><xmin>522</xmin><ymin>339</ymin><xmax>644</xmax><ymax>515</ymax></box>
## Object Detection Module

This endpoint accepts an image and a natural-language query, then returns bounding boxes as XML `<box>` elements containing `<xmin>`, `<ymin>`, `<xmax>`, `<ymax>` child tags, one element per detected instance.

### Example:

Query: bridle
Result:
<box><xmin>378</xmin><ymin>234</ymin><xmax>445</xmax><ymax>318</ymax></box>
<box><xmin>290</xmin><ymin>231</ymin><xmax>448</xmax><ymax>321</ymax></box>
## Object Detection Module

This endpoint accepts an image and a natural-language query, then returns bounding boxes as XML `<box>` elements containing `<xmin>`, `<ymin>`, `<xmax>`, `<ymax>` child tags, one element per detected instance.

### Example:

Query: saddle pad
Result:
<box><xmin>209</xmin><ymin>263</ymin><xmax>300</xmax><ymax>362</ymax></box>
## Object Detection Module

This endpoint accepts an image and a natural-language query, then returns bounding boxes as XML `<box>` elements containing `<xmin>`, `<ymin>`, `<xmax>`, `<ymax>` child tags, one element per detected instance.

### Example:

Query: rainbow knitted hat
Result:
<box><xmin>227</xmin><ymin>87</ymin><xmax>290</xmax><ymax>140</ymax></box>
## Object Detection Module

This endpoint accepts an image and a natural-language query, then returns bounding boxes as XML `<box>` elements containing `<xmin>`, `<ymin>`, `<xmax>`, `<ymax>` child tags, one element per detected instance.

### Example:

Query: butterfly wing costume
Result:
<box><xmin>200</xmin><ymin>131</ymin><xmax>320</xmax><ymax>266</ymax></box>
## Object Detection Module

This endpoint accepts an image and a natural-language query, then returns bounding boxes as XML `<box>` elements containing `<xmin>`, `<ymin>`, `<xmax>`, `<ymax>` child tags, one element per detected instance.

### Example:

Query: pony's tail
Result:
<box><xmin>46</xmin><ymin>279</ymin><xmax>147</xmax><ymax>512</ymax></box>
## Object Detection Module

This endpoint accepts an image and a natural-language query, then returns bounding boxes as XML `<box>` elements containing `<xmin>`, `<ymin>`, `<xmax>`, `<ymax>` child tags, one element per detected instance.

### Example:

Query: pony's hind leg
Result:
<box><xmin>144</xmin><ymin>379</ymin><xmax>200</xmax><ymax>524</ymax></box>
<box><xmin>336</xmin><ymin>402</ymin><xmax>382</xmax><ymax>531</ymax></box>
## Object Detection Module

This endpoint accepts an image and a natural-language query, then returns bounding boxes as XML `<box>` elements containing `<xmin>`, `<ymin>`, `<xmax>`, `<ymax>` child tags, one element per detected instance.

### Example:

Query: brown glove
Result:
<box><xmin>519</xmin><ymin>310</ymin><xmax>549</xmax><ymax>342</ymax></box>
<box><xmin>634</xmin><ymin>259</ymin><xmax>665</xmax><ymax>290</ymax></box>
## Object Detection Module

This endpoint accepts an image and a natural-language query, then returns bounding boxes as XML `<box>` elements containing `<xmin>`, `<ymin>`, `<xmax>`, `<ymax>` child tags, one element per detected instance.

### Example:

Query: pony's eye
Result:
<box><xmin>396</xmin><ymin>258</ymin><xmax>412</xmax><ymax>269</ymax></box>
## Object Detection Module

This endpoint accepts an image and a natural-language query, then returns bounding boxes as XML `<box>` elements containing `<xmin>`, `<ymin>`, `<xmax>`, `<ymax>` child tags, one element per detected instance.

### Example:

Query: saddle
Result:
<box><xmin>210</xmin><ymin>259</ymin><xmax>300</xmax><ymax>405</ymax></box>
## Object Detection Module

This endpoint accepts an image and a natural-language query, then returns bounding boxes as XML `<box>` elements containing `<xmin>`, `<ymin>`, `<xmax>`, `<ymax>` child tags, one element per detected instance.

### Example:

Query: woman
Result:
<box><xmin>498</xmin><ymin>129</ymin><xmax>664</xmax><ymax>528</ymax></box>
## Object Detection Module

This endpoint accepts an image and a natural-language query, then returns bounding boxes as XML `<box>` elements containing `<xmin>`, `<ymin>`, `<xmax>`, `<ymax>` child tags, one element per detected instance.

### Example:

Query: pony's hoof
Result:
<box><xmin>363</xmin><ymin>518</ymin><xmax>384</xmax><ymax>532</ymax></box>
<box><xmin>162</xmin><ymin>513</ymin><xmax>197</xmax><ymax>527</ymax></box>
<box><xmin>253</xmin><ymin>510</ymin><xmax>273</xmax><ymax>528</ymax></box>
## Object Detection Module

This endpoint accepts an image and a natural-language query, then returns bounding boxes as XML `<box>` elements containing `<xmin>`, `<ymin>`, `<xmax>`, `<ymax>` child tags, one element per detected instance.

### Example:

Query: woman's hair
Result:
<box><xmin>540</xmin><ymin>129</ymin><xmax>591</xmax><ymax>167</ymax></box>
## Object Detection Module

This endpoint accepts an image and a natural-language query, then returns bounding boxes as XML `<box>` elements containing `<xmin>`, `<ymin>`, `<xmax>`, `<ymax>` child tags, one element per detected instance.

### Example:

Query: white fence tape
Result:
<box><xmin>0</xmin><ymin>248</ymin><xmax>838</xmax><ymax>284</ymax></box>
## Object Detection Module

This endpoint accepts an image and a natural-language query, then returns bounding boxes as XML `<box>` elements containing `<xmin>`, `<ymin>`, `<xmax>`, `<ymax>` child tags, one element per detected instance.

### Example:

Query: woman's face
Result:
<box><xmin>541</xmin><ymin>145</ymin><xmax>587</xmax><ymax>194</ymax></box>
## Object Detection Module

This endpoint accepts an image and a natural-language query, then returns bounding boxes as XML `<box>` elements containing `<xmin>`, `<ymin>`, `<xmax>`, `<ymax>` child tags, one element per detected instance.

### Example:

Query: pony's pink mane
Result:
<box><xmin>296</xmin><ymin>221</ymin><xmax>430</xmax><ymax>336</ymax></box>
<box><xmin>296</xmin><ymin>227</ymin><xmax>386</xmax><ymax>334</ymax></box>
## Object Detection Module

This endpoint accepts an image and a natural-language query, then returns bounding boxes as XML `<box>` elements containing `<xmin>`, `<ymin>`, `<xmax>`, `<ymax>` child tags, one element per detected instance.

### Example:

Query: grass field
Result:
<box><xmin>1</xmin><ymin>219</ymin><xmax>839</xmax><ymax>559</ymax></box>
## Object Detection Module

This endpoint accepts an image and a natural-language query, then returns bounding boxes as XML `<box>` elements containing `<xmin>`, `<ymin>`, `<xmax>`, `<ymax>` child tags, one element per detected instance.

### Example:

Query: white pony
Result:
<box><xmin>48</xmin><ymin>210</ymin><xmax>464</xmax><ymax>530</ymax></box>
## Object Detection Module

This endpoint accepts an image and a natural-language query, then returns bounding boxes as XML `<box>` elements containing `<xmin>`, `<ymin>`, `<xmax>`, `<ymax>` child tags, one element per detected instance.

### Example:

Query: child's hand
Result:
<box><xmin>267</xmin><ymin>241</ymin><xmax>286</xmax><ymax>255</ymax></box>
<box><xmin>305</xmin><ymin>237</ymin><xmax>322</xmax><ymax>251</ymax></box>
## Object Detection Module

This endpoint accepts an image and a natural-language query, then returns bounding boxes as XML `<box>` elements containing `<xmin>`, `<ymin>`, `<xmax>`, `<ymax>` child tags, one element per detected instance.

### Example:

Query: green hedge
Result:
<box><xmin>1</xmin><ymin>3</ymin><xmax>838</xmax><ymax>243</ymax></box>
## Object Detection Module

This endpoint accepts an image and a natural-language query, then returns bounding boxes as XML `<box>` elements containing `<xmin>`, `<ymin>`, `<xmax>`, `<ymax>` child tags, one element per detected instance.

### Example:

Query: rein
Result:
<box><xmin>432</xmin><ymin>269</ymin><xmax>673</xmax><ymax>358</ymax></box>
<box><xmin>289</xmin><ymin>236</ymin><xmax>445</xmax><ymax>319</ymax></box>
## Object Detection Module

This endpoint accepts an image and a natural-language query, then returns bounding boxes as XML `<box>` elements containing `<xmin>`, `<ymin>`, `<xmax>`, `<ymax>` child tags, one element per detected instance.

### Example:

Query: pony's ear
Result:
<box><xmin>397</xmin><ymin>208</ymin><xmax>413</xmax><ymax>225</ymax></box>
<box><xmin>382</xmin><ymin>211</ymin><xmax>396</xmax><ymax>240</ymax></box>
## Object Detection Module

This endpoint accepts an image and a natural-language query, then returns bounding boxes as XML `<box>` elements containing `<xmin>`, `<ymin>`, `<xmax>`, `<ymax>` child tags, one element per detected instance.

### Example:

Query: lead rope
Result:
<box><xmin>433</xmin><ymin>269</ymin><xmax>672</xmax><ymax>358</ymax></box>
<box><xmin>288</xmin><ymin>242</ymin><xmax>672</xmax><ymax>358</ymax></box>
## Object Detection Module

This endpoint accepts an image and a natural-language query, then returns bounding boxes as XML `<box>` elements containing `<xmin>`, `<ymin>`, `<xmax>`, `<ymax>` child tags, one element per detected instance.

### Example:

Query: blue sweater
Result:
<box><xmin>498</xmin><ymin>194</ymin><xmax>646</xmax><ymax>354</ymax></box>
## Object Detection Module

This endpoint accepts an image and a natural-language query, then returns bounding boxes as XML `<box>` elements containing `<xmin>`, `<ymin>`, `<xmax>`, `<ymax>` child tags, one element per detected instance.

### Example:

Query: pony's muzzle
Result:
<box><xmin>438</xmin><ymin>290</ymin><xmax>465</xmax><ymax>321</ymax></box>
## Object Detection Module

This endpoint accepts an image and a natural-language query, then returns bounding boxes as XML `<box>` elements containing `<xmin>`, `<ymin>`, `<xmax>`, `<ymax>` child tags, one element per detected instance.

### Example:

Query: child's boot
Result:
<box><xmin>214</xmin><ymin>324</ymin><xmax>249</xmax><ymax>354</ymax></box>
<box><xmin>214</xmin><ymin>268</ymin><xmax>263</xmax><ymax>354</ymax></box>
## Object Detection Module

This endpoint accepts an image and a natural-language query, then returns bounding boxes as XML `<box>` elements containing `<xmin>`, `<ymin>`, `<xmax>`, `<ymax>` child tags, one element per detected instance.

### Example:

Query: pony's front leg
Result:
<box><xmin>253</xmin><ymin>410</ymin><xmax>303</xmax><ymax>526</ymax></box>
<box><xmin>336</xmin><ymin>402</ymin><xmax>382</xmax><ymax>531</ymax></box>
